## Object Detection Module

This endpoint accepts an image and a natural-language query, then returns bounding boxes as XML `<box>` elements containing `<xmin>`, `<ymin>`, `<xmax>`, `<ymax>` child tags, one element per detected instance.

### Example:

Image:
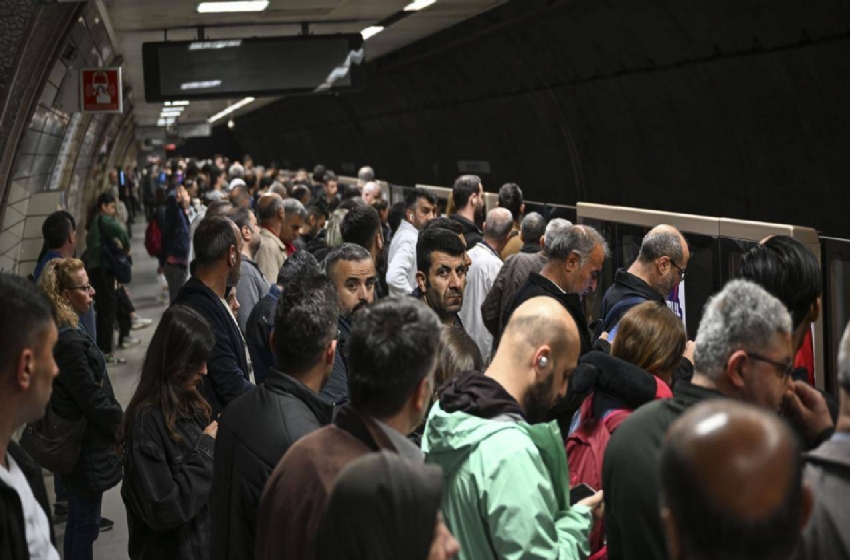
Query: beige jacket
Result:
<box><xmin>255</xmin><ymin>228</ymin><xmax>286</xmax><ymax>283</ymax></box>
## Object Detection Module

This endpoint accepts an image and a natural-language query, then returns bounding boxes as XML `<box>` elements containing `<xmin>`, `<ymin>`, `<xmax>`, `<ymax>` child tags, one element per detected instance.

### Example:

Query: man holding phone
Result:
<box><xmin>424</xmin><ymin>296</ymin><xmax>602</xmax><ymax>560</ymax></box>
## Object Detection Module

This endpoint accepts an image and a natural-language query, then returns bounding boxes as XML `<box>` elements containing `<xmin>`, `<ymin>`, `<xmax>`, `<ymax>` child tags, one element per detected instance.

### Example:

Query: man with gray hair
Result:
<box><xmin>799</xmin><ymin>320</ymin><xmax>850</xmax><ymax>559</ymax></box>
<box><xmin>482</xmin><ymin>215</ymin><xmax>563</xmax><ymax>339</ymax></box>
<box><xmin>595</xmin><ymin>224</ymin><xmax>690</xmax><ymax>338</ymax></box>
<box><xmin>603</xmin><ymin>279</ymin><xmax>833</xmax><ymax>560</ymax></box>
<box><xmin>496</xmin><ymin>223</ymin><xmax>606</xmax><ymax>358</ymax></box>
<box><xmin>280</xmin><ymin>198</ymin><xmax>307</xmax><ymax>254</ymax></box>
<box><xmin>459</xmin><ymin>207</ymin><xmax>514</xmax><ymax>362</ymax></box>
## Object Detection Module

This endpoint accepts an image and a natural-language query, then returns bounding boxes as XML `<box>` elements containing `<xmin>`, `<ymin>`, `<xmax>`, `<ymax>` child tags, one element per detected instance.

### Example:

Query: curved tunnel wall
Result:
<box><xmin>0</xmin><ymin>1</ymin><xmax>138</xmax><ymax>275</ymax></box>
<box><xmin>214</xmin><ymin>0</ymin><xmax>850</xmax><ymax>238</ymax></box>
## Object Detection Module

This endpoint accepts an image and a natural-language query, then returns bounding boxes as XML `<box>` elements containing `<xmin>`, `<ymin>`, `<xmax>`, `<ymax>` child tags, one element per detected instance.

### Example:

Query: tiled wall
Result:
<box><xmin>0</xmin><ymin>2</ymin><xmax>132</xmax><ymax>275</ymax></box>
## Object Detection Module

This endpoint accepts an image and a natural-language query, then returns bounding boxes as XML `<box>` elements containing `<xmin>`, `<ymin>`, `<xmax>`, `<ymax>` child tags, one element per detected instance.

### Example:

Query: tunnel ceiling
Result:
<box><xmin>205</xmin><ymin>0</ymin><xmax>850</xmax><ymax>238</ymax></box>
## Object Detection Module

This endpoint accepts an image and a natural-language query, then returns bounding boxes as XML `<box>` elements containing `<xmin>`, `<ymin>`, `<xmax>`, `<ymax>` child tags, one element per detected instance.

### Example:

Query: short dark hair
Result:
<box><xmin>193</xmin><ymin>216</ymin><xmax>237</xmax><ymax>268</ymax></box>
<box><xmin>405</xmin><ymin>187</ymin><xmax>437</xmax><ymax>211</ymax></box>
<box><xmin>227</xmin><ymin>206</ymin><xmax>253</xmax><ymax>232</ymax></box>
<box><xmin>520</xmin><ymin>212</ymin><xmax>546</xmax><ymax>244</ymax></box>
<box><xmin>372</xmin><ymin>199</ymin><xmax>388</xmax><ymax>212</ymax></box>
<box><xmin>312</xmin><ymin>164</ymin><xmax>327</xmax><ymax>184</ymax></box>
<box><xmin>342</xmin><ymin>184</ymin><xmax>362</xmax><ymax>200</ymax></box>
<box><xmin>307</xmin><ymin>202</ymin><xmax>329</xmax><ymax>221</ymax></box>
<box><xmin>737</xmin><ymin>236</ymin><xmax>822</xmax><ymax>329</ymax></box>
<box><xmin>340</xmin><ymin>206</ymin><xmax>381</xmax><ymax>250</ymax></box>
<box><xmin>273</xmin><ymin>270</ymin><xmax>338</xmax><ymax>375</ymax></box>
<box><xmin>416</xmin><ymin>228</ymin><xmax>466</xmax><ymax>275</ymax></box>
<box><xmin>42</xmin><ymin>211</ymin><xmax>76</xmax><ymax>250</ymax></box>
<box><xmin>229</xmin><ymin>185</ymin><xmax>250</xmax><ymax>208</ymax></box>
<box><xmin>661</xmin><ymin>413</ymin><xmax>803</xmax><ymax>560</ymax></box>
<box><xmin>421</xmin><ymin>217</ymin><xmax>463</xmax><ymax>236</ymax></box>
<box><xmin>96</xmin><ymin>192</ymin><xmax>115</xmax><ymax>208</ymax></box>
<box><xmin>452</xmin><ymin>175</ymin><xmax>481</xmax><ymax>209</ymax></box>
<box><xmin>0</xmin><ymin>273</ymin><xmax>54</xmax><ymax>376</ymax></box>
<box><xmin>277</xmin><ymin>250</ymin><xmax>319</xmax><ymax>286</ymax></box>
<box><xmin>324</xmin><ymin>243</ymin><xmax>372</xmax><ymax>282</ymax></box>
<box><xmin>498</xmin><ymin>183</ymin><xmax>523</xmax><ymax>221</ymax></box>
<box><xmin>347</xmin><ymin>297</ymin><xmax>440</xmax><ymax>417</ymax></box>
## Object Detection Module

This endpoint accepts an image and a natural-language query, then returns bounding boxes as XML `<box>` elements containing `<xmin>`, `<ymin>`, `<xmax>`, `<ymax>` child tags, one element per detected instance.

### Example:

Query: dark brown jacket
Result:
<box><xmin>255</xmin><ymin>405</ymin><xmax>398</xmax><ymax>560</ymax></box>
<box><xmin>481</xmin><ymin>248</ymin><xmax>546</xmax><ymax>338</ymax></box>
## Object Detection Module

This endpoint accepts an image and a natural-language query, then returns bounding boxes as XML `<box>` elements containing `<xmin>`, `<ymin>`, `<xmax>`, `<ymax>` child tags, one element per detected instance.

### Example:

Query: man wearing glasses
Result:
<box><xmin>594</xmin><ymin>224</ymin><xmax>690</xmax><ymax>339</ymax></box>
<box><xmin>603</xmin><ymin>279</ymin><xmax>834</xmax><ymax>560</ymax></box>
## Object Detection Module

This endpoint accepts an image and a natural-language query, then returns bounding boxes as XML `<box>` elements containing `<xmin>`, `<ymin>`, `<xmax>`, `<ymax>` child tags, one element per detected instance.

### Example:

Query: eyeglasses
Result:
<box><xmin>747</xmin><ymin>352</ymin><xmax>794</xmax><ymax>381</ymax></box>
<box><xmin>66</xmin><ymin>284</ymin><xmax>94</xmax><ymax>293</ymax></box>
<box><xmin>670</xmin><ymin>260</ymin><xmax>686</xmax><ymax>280</ymax></box>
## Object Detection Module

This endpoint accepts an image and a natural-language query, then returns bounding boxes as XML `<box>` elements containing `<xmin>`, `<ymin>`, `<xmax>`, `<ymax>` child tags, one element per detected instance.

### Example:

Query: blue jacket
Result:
<box><xmin>319</xmin><ymin>316</ymin><xmax>351</xmax><ymax>406</ymax></box>
<box><xmin>172</xmin><ymin>277</ymin><xmax>254</xmax><ymax>416</ymax></box>
<box><xmin>159</xmin><ymin>194</ymin><xmax>191</xmax><ymax>268</ymax></box>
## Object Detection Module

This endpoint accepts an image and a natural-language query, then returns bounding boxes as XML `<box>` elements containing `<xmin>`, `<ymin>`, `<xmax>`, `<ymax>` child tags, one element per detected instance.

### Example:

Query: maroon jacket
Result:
<box><xmin>255</xmin><ymin>405</ymin><xmax>399</xmax><ymax>560</ymax></box>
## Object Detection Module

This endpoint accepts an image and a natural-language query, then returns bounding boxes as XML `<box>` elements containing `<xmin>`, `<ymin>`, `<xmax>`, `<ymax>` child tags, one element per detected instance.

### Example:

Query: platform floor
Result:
<box><xmin>47</xmin><ymin>221</ymin><xmax>165</xmax><ymax>560</ymax></box>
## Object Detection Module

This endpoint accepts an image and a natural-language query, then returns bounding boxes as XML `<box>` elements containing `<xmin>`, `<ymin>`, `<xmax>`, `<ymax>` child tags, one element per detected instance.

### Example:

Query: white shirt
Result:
<box><xmin>460</xmin><ymin>241</ymin><xmax>504</xmax><ymax>363</ymax></box>
<box><xmin>386</xmin><ymin>220</ymin><xmax>419</xmax><ymax>296</ymax></box>
<box><xmin>0</xmin><ymin>453</ymin><xmax>59</xmax><ymax>560</ymax></box>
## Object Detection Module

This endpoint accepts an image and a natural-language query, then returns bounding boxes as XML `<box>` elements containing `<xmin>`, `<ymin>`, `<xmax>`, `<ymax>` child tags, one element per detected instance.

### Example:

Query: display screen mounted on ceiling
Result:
<box><xmin>142</xmin><ymin>34</ymin><xmax>365</xmax><ymax>102</ymax></box>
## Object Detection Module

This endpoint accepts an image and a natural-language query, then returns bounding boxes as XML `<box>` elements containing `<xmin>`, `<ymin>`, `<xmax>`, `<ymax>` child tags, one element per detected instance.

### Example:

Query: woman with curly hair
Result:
<box><xmin>39</xmin><ymin>258</ymin><xmax>123</xmax><ymax>560</ymax></box>
<box><xmin>119</xmin><ymin>305</ymin><xmax>218</xmax><ymax>560</ymax></box>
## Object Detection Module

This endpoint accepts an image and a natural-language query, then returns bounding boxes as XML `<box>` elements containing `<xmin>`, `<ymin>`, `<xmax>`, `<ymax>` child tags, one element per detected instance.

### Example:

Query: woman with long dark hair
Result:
<box><xmin>39</xmin><ymin>258</ymin><xmax>124</xmax><ymax>560</ymax></box>
<box><xmin>119</xmin><ymin>306</ymin><xmax>218</xmax><ymax>560</ymax></box>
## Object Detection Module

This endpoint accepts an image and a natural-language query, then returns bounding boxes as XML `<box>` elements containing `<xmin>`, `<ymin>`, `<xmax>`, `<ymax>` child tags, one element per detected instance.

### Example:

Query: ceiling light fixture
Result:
<box><xmin>189</xmin><ymin>40</ymin><xmax>243</xmax><ymax>50</ymax></box>
<box><xmin>208</xmin><ymin>97</ymin><xmax>255</xmax><ymax>123</ymax></box>
<box><xmin>403</xmin><ymin>0</ymin><xmax>436</xmax><ymax>11</ymax></box>
<box><xmin>360</xmin><ymin>26</ymin><xmax>384</xmax><ymax>40</ymax></box>
<box><xmin>165</xmin><ymin>101</ymin><xmax>190</xmax><ymax>106</ymax></box>
<box><xmin>196</xmin><ymin>1</ymin><xmax>269</xmax><ymax>13</ymax></box>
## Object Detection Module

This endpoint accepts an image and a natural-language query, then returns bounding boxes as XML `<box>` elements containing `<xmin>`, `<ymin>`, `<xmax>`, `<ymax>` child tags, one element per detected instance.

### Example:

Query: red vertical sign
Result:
<box><xmin>80</xmin><ymin>68</ymin><xmax>123</xmax><ymax>113</ymax></box>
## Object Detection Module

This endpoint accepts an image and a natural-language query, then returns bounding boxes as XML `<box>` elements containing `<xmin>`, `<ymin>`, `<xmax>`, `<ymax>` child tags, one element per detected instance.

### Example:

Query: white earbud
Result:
<box><xmin>538</xmin><ymin>356</ymin><xmax>548</xmax><ymax>368</ymax></box>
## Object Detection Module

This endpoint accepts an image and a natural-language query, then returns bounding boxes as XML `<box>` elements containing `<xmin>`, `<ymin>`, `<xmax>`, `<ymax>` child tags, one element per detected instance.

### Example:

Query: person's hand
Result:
<box><xmin>683</xmin><ymin>340</ymin><xmax>695</xmax><ymax>363</ymax></box>
<box><xmin>783</xmin><ymin>381</ymin><xmax>833</xmax><ymax>445</ymax></box>
<box><xmin>204</xmin><ymin>420</ymin><xmax>219</xmax><ymax>439</ymax></box>
<box><xmin>599</xmin><ymin>331</ymin><xmax>610</xmax><ymax>341</ymax></box>
<box><xmin>577</xmin><ymin>490</ymin><xmax>604</xmax><ymax>522</ymax></box>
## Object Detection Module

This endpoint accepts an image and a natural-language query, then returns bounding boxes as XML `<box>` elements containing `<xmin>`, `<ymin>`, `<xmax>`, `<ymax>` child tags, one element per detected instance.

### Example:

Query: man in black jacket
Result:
<box><xmin>321</xmin><ymin>243</ymin><xmax>376</xmax><ymax>405</ymax></box>
<box><xmin>594</xmin><ymin>224</ymin><xmax>689</xmax><ymax>338</ymax></box>
<box><xmin>173</xmin><ymin>216</ymin><xmax>254</xmax><ymax>416</ymax></box>
<box><xmin>211</xmin><ymin>270</ymin><xmax>337</xmax><ymax>560</ymax></box>
<box><xmin>0</xmin><ymin>273</ymin><xmax>58</xmax><ymax>558</ymax></box>
<box><xmin>449</xmin><ymin>174</ymin><xmax>485</xmax><ymax>249</ymax></box>
<box><xmin>498</xmin><ymin>224</ymin><xmax>607</xmax><ymax>356</ymax></box>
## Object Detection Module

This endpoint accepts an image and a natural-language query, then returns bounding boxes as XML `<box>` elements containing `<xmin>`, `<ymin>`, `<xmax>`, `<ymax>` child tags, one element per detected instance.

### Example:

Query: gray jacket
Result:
<box><xmin>799</xmin><ymin>435</ymin><xmax>850</xmax><ymax>560</ymax></box>
<box><xmin>236</xmin><ymin>257</ymin><xmax>270</xmax><ymax>334</ymax></box>
<box><xmin>480</xmin><ymin>249</ymin><xmax>546</xmax><ymax>338</ymax></box>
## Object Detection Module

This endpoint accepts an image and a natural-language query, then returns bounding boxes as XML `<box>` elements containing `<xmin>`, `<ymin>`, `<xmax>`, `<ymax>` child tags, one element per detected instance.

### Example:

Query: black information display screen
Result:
<box><xmin>143</xmin><ymin>34</ymin><xmax>365</xmax><ymax>102</ymax></box>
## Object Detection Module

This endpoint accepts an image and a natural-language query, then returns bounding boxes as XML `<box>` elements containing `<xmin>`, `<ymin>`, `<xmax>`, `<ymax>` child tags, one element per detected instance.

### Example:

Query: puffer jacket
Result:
<box><xmin>51</xmin><ymin>325</ymin><xmax>123</xmax><ymax>498</ymax></box>
<box><xmin>121</xmin><ymin>407</ymin><xmax>214</xmax><ymax>560</ymax></box>
<box><xmin>423</xmin><ymin>372</ymin><xmax>592</xmax><ymax>560</ymax></box>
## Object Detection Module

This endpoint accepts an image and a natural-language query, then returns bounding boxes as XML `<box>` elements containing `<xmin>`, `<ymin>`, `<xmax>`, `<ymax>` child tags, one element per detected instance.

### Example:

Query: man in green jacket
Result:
<box><xmin>424</xmin><ymin>296</ymin><xmax>602</xmax><ymax>560</ymax></box>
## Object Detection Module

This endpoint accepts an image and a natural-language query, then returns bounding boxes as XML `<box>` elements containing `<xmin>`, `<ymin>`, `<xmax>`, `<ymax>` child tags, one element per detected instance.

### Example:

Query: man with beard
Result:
<box><xmin>230</xmin><ymin>207</ymin><xmax>270</xmax><ymax>333</ymax></box>
<box><xmin>414</xmin><ymin>228</ymin><xmax>468</xmax><ymax>328</ymax></box>
<box><xmin>449</xmin><ymin>174</ymin><xmax>486</xmax><ymax>250</ymax></box>
<box><xmin>172</xmin><ymin>216</ymin><xmax>254</xmax><ymax>416</ymax></box>
<box><xmin>322</xmin><ymin>243</ymin><xmax>376</xmax><ymax>405</ymax></box>
<box><xmin>595</xmin><ymin>224</ymin><xmax>690</xmax><ymax>339</ymax></box>
<box><xmin>211</xmin><ymin>271</ymin><xmax>337</xmax><ymax>560</ymax></box>
<box><xmin>423</xmin><ymin>297</ymin><xmax>602</xmax><ymax>560</ymax></box>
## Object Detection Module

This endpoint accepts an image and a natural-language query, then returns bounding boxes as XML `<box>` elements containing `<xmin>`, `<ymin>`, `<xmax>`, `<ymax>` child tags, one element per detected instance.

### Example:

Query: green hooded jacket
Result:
<box><xmin>423</xmin><ymin>402</ymin><xmax>592</xmax><ymax>560</ymax></box>
<box><xmin>86</xmin><ymin>214</ymin><xmax>130</xmax><ymax>271</ymax></box>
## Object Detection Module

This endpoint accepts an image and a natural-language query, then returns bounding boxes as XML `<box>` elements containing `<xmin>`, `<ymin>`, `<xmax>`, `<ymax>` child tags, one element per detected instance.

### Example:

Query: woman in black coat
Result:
<box><xmin>119</xmin><ymin>305</ymin><xmax>218</xmax><ymax>560</ymax></box>
<box><xmin>39</xmin><ymin>258</ymin><xmax>124</xmax><ymax>560</ymax></box>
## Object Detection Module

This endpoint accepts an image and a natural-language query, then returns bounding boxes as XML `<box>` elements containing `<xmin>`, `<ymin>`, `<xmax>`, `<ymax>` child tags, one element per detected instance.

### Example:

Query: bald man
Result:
<box><xmin>799</xmin><ymin>321</ymin><xmax>850</xmax><ymax>559</ymax></box>
<box><xmin>424</xmin><ymin>297</ymin><xmax>601</xmax><ymax>560</ymax></box>
<box><xmin>603</xmin><ymin>280</ymin><xmax>832</xmax><ymax>560</ymax></box>
<box><xmin>595</xmin><ymin>224</ymin><xmax>690</xmax><ymax>339</ymax></box>
<box><xmin>660</xmin><ymin>400</ymin><xmax>811</xmax><ymax>560</ymax></box>
<box><xmin>459</xmin><ymin>207</ymin><xmax>513</xmax><ymax>362</ymax></box>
